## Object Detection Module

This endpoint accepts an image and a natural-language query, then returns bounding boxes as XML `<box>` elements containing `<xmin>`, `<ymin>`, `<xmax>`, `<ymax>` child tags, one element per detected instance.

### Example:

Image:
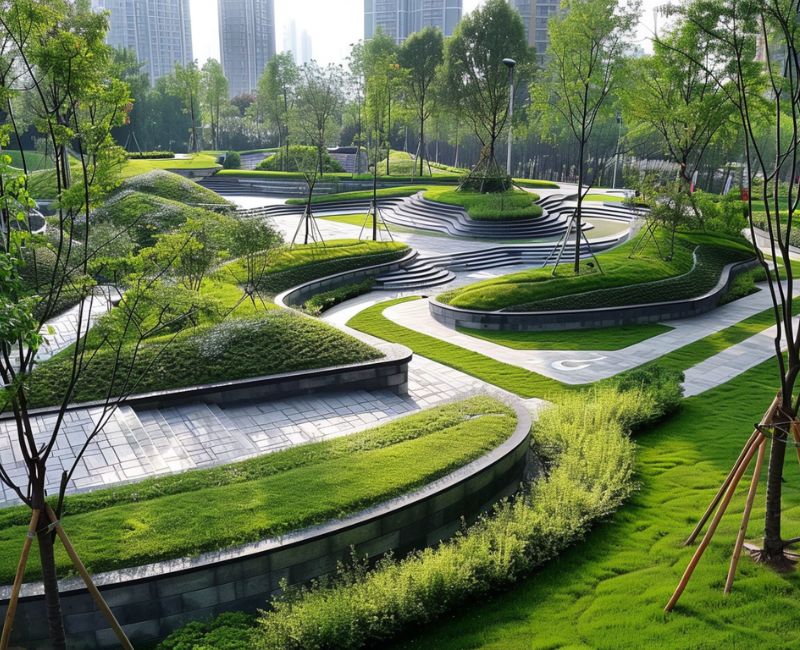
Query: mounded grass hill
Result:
<box><xmin>423</xmin><ymin>186</ymin><xmax>544</xmax><ymax>221</ymax></box>
<box><xmin>116</xmin><ymin>169</ymin><xmax>232</xmax><ymax>208</ymax></box>
<box><xmin>439</xmin><ymin>230</ymin><xmax>754</xmax><ymax>311</ymax></box>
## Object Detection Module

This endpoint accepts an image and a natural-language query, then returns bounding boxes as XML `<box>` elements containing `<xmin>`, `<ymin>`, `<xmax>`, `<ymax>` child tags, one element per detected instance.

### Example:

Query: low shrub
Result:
<box><xmin>223</xmin><ymin>151</ymin><xmax>241</xmax><ymax>169</ymax></box>
<box><xmin>157</xmin><ymin>613</ymin><xmax>256</xmax><ymax>650</ymax></box>
<box><xmin>720</xmin><ymin>267</ymin><xmax>760</xmax><ymax>305</ymax></box>
<box><xmin>258</xmin><ymin>146</ymin><xmax>345</xmax><ymax>173</ymax></box>
<box><xmin>127</xmin><ymin>151</ymin><xmax>175</xmax><ymax>160</ymax></box>
<box><xmin>236</xmin><ymin>369</ymin><xmax>683</xmax><ymax>649</ymax></box>
<box><xmin>303</xmin><ymin>279</ymin><xmax>374</xmax><ymax>315</ymax></box>
<box><xmin>424</xmin><ymin>187</ymin><xmax>543</xmax><ymax>221</ymax></box>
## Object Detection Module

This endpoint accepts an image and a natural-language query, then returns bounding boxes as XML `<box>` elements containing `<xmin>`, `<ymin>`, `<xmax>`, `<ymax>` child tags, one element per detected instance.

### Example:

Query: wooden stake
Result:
<box><xmin>665</xmin><ymin>433</ymin><xmax>763</xmax><ymax>612</ymax></box>
<box><xmin>724</xmin><ymin>437</ymin><xmax>767</xmax><ymax>594</ymax></box>
<box><xmin>0</xmin><ymin>509</ymin><xmax>40</xmax><ymax>650</ymax></box>
<box><xmin>44</xmin><ymin>506</ymin><xmax>133</xmax><ymax>650</ymax></box>
<box><xmin>684</xmin><ymin>396</ymin><xmax>780</xmax><ymax>546</ymax></box>
<box><xmin>790</xmin><ymin>421</ymin><xmax>800</xmax><ymax>468</ymax></box>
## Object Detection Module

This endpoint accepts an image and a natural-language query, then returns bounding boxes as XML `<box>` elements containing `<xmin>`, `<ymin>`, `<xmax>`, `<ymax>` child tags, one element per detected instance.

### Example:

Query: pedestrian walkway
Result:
<box><xmin>376</xmin><ymin>284</ymin><xmax>791</xmax><ymax>385</ymax></box>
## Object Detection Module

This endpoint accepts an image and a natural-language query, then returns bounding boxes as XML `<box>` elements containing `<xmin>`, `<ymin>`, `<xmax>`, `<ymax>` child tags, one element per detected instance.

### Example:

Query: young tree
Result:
<box><xmin>201</xmin><ymin>58</ymin><xmax>229</xmax><ymax>151</ymax></box>
<box><xmin>398</xmin><ymin>26</ymin><xmax>443</xmax><ymax>177</ymax></box>
<box><xmin>292</xmin><ymin>61</ymin><xmax>344</xmax><ymax>175</ymax></box>
<box><xmin>534</xmin><ymin>0</ymin><xmax>639</xmax><ymax>272</ymax></box>
<box><xmin>257</xmin><ymin>52</ymin><xmax>299</xmax><ymax>170</ymax></box>
<box><xmin>171</xmin><ymin>61</ymin><xmax>202</xmax><ymax>152</ymax></box>
<box><xmin>363</xmin><ymin>30</ymin><xmax>398</xmax><ymax>179</ymax></box>
<box><xmin>347</xmin><ymin>41</ymin><xmax>367</xmax><ymax>172</ymax></box>
<box><xmin>444</xmin><ymin>0</ymin><xmax>531</xmax><ymax>191</ymax></box>
<box><xmin>621</xmin><ymin>18</ymin><xmax>738</xmax><ymax>218</ymax></box>
<box><xmin>668</xmin><ymin>0</ymin><xmax>799</xmax><ymax>572</ymax></box>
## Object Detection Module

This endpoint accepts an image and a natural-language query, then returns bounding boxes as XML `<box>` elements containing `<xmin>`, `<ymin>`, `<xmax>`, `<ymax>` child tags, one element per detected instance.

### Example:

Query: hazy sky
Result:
<box><xmin>190</xmin><ymin>0</ymin><xmax>664</xmax><ymax>66</ymax></box>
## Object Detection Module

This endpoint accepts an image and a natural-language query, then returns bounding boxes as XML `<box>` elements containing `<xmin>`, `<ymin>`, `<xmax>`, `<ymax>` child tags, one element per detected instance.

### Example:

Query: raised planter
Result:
<box><xmin>430</xmin><ymin>259</ymin><xmax>758</xmax><ymax>332</ymax></box>
<box><xmin>274</xmin><ymin>249</ymin><xmax>418</xmax><ymax>308</ymax></box>
<box><xmin>0</xmin><ymin>395</ymin><xmax>532</xmax><ymax>649</ymax></box>
<box><xmin>0</xmin><ymin>343</ymin><xmax>412</xmax><ymax>420</ymax></box>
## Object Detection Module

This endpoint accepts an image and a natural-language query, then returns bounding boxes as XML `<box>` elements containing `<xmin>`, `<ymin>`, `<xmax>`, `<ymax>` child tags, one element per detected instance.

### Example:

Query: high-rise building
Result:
<box><xmin>218</xmin><ymin>0</ymin><xmax>276</xmax><ymax>98</ymax></box>
<box><xmin>92</xmin><ymin>0</ymin><xmax>193</xmax><ymax>84</ymax></box>
<box><xmin>509</xmin><ymin>0</ymin><xmax>561</xmax><ymax>63</ymax></box>
<box><xmin>300</xmin><ymin>31</ymin><xmax>313</xmax><ymax>65</ymax></box>
<box><xmin>365</xmin><ymin>0</ymin><xmax>462</xmax><ymax>43</ymax></box>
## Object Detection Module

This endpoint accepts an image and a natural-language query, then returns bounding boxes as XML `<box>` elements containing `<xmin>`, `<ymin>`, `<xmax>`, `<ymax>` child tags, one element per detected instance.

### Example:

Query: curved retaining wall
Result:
<box><xmin>275</xmin><ymin>249</ymin><xmax>418</xmax><ymax>308</ymax></box>
<box><xmin>430</xmin><ymin>259</ymin><xmax>758</xmax><ymax>331</ymax></box>
<box><xmin>1</xmin><ymin>395</ymin><xmax>532</xmax><ymax>649</ymax></box>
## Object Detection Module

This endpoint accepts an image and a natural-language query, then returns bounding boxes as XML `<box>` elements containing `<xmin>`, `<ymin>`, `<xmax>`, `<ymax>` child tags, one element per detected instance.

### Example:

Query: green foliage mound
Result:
<box><xmin>257</xmin><ymin>146</ymin><xmax>345</xmax><ymax>173</ymax></box>
<box><xmin>162</xmin><ymin>368</ymin><xmax>682</xmax><ymax>650</ymax></box>
<box><xmin>303</xmin><ymin>279</ymin><xmax>374</xmax><ymax>315</ymax></box>
<box><xmin>424</xmin><ymin>186</ymin><xmax>543</xmax><ymax>220</ymax></box>
<box><xmin>116</xmin><ymin>169</ymin><xmax>232</xmax><ymax>207</ymax></box>
<box><xmin>440</xmin><ymin>231</ymin><xmax>754</xmax><ymax>311</ymax></box>
<box><xmin>126</xmin><ymin>151</ymin><xmax>175</xmax><ymax>160</ymax></box>
<box><xmin>223</xmin><ymin>151</ymin><xmax>241</xmax><ymax>169</ymax></box>
<box><xmin>28</xmin><ymin>309</ymin><xmax>380</xmax><ymax>408</ymax></box>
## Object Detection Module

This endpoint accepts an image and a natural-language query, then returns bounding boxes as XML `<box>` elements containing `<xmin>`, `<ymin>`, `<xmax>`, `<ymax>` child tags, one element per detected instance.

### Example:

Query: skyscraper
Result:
<box><xmin>509</xmin><ymin>0</ymin><xmax>561</xmax><ymax>63</ymax></box>
<box><xmin>365</xmin><ymin>0</ymin><xmax>462</xmax><ymax>43</ymax></box>
<box><xmin>218</xmin><ymin>0</ymin><xmax>276</xmax><ymax>98</ymax></box>
<box><xmin>92</xmin><ymin>0</ymin><xmax>193</xmax><ymax>84</ymax></box>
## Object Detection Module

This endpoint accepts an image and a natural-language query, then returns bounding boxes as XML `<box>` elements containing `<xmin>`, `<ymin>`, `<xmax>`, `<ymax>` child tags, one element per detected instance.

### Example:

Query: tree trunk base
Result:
<box><xmin>744</xmin><ymin>542</ymin><xmax>799</xmax><ymax>572</ymax></box>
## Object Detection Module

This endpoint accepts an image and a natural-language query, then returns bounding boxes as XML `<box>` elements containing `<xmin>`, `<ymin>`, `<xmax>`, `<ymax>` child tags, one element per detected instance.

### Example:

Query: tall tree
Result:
<box><xmin>534</xmin><ymin>0</ymin><xmax>639</xmax><ymax>272</ymax></box>
<box><xmin>398</xmin><ymin>26</ymin><xmax>443</xmax><ymax>177</ymax></box>
<box><xmin>0</xmin><ymin>1</ymin><xmax>133</xmax><ymax>645</ymax></box>
<box><xmin>444</xmin><ymin>0</ymin><xmax>531</xmax><ymax>191</ymax></box>
<box><xmin>170</xmin><ymin>61</ymin><xmax>202</xmax><ymax>153</ymax></box>
<box><xmin>292</xmin><ymin>61</ymin><xmax>344</xmax><ymax>175</ymax></box>
<box><xmin>669</xmin><ymin>0</ymin><xmax>797</xmax><ymax>572</ymax></box>
<box><xmin>257</xmin><ymin>52</ymin><xmax>299</xmax><ymax>170</ymax></box>
<box><xmin>622</xmin><ymin>17</ymin><xmax>738</xmax><ymax>218</ymax></box>
<box><xmin>201</xmin><ymin>58</ymin><xmax>229</xmax><ymax>151</ymax></box>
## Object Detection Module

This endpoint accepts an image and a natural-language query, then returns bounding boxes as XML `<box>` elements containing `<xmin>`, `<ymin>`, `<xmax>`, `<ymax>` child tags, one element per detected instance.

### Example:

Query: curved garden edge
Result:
<box><xmin>430</xmin><ymin>258</ymin><xmax>759</xmax><ymax>332</ymax></box>
<box><xmin>274</xmin><ymin>248</ymin><xmax>418</xmax><ymax>308</ymax></box>
<box><xmin>0</xmin><ymin>393</ymin><xmax>533</xmax><ymax>650</ymax></box>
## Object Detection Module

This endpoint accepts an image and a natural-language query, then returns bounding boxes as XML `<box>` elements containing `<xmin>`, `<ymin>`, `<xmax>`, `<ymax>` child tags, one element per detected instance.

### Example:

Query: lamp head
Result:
<box><xmin>502</xmin><ymin>58</ymin><xmax>516</xmax><ymax>69</ymax></box>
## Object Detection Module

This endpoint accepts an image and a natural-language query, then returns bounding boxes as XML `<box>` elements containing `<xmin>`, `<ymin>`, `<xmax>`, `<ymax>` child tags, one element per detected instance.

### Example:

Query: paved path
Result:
<box><xmin>376</xmin><ymin>284</ymin><xmax>788</xmax><ymax>385</ymax></box>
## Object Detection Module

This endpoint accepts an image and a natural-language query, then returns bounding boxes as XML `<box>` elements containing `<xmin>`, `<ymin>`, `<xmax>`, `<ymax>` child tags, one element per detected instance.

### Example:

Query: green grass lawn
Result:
<box><xmin>456</xmin><ymin>322</ymin><xmax>673</xmax><ymax>351</ymax></box>
<box><xmin>4</xmin><ymin>149</ymin><xmax>53</xmax><ymax>171</ymax></box>
<box><xmin>395</xmin><ymin>357</ymin><xmax>800</xmax><ymax>650</ymax></box>
<box><xmin>120</xmin><ymin>153</ymin><xmax>220</xmax><ymax>178</ymax></box>
<box><xmin>424</xmin><ymin>186</ymin><xmax>543</xmax><ymax>221</ymax></box>
<box><xmin>286</xmin><ymin>186</ymin><xmax>429</xmax><ymax>205</ymax></box>
<box><xmin>583</xmin><ymin>193</ymin><xmax>627</xmax><ymax>202</ymax></box>
<box><xmin>0</xmin><ymin>397</ymin><xmax>516</xmax><ymax>583</ymax></box>
<box><xmin>439</xmin><ymin>231</ymin><xmax>754</xmax><ymax>311</ymax></box>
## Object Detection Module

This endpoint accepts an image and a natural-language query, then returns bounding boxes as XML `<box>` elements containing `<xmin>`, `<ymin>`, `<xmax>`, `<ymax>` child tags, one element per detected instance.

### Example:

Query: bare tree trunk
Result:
<box><xmin>418</xmin><ymin>109</ymin><xmax>425</xmax><ymax>177</ymax></box>
<box><xmin>33</xmin><ymin>481</ymin><xmax>67</xmax><ymax>649</ymax></box>
<box><xmin>574</xmin><ymin>137</ymin><xmax>585</xmax><ymax>274</ymax></box>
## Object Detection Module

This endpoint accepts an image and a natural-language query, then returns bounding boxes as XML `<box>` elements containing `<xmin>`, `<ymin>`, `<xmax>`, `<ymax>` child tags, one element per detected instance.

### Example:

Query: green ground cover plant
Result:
<box><xmin>456</xmin><ymin>322</ymin><xmax>673</xmax><ymax>350</ymax></box>
<box><xmin>0</xmin><ymin>397</ymin><xmax>516</xmax><ymax>582</ymax></box>
<box><xmin>221</xmin><ymin>239</ymin><xmax>408</xmax><ymax>294</ymax></box>
<box><xmin>424</xmin><ymin>186</ymin><xmax>544</xmax><ymax>220</ymax></box>
<box><xmin>126</xmin><ymin>152</ymin><xmax>175</xmax><ymax>160</ymax></box>
<box><xmin>390</xmin><ymin>357</ymin><xmax>800</xmax><ymax>650</ymax></box>
<box><xmin>440</xmin><ymin>231</ymin><xmax>753</xmax><ymax>311</ymax></box>
<box><xmin>28</xmin><ymin>309</ymin><xmax>380</xmax><ymax>408</ymax></box>
<box><xmin>285</xmin><ymin>186</ymin><xmax>429</xmax><ymax>205</ymax></box>
<box><xmin>159</xmin><ymin>367</ymin><xmax>682</xmax><ymax>650</ymax></box>
<box><xmin>512</xmin><ymin>178</ymin><xmax>560</xmax><ymax>189</ymax></box>
<box><xmin>117</xmin><ymin>169</ymin><xmax>232</xmax><ymax>207</ymax></box>
<box><xmin>303</xmin><ymin>279</ymin><xmax>375</xmax><ymax>315</ymax></box>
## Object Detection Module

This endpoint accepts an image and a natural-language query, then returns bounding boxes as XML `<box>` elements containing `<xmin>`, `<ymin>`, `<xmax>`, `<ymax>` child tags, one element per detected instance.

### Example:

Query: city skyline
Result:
<box><xmin>364</xmin><ymin>0</ymin><xmax>463</xmax><ymax>43</ymax></box>
<box><xmin>218</xmin><ymin>0</ymin><xmax>276</xmax><ymax>97</ymax></box>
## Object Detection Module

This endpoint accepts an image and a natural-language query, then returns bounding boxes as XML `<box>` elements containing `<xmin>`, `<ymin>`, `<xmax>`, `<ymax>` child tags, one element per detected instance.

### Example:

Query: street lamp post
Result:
<box><xmin>612</xmin><ymin>111</ymin><xmax>622</xmax><ymax>188</ymax></box>
<box><xmin>503</xmin><ymin>58</ymin><xmax>516</xmax><ymax>177</ymax></box>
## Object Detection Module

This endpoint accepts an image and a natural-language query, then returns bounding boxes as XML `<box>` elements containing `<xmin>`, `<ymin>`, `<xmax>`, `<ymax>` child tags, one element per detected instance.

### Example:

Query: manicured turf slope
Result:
<box><xmin>0</xmin><ymin>397</ymin><xmax>516</xmax><ymax>583</ymax></box>
<box><xmin>423</xmin><ymin>186</ymin><xmax>543</xmax><ymax>221</ymax></box>
<box><xmin>395</xmin><ymin>357</ymin><xmax>800</xmax><ymax>650</ymax></box>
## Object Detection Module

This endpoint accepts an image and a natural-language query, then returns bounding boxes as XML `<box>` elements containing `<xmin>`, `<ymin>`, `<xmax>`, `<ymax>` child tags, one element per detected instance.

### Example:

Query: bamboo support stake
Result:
<box><xmin>44</xmin><ymin>506</ymin><xmax>133</xmax><ymax>650</ymax></box>
<box><xmin>724</xmin><ymin>437</ymin><xmax>767</xmax><ymax>594</ymax></box>
<box><xmin>684</xmin><ymin>396</ymin><xmax>780</xmax><ymax>546</ymax></box>
<box><xmin>0</xmin><ymin>510</ymin><xmax>40</xmax><ymax>650</ymax></box>
<box><xmin>665</xmin><ymin>433</ymin><xmax>763</xmax><ymax>612</ymax></box>
<box><xmin>791</xmin><ymin>421</ymin><xmax>800</xmax><ymax>468</ymax></box>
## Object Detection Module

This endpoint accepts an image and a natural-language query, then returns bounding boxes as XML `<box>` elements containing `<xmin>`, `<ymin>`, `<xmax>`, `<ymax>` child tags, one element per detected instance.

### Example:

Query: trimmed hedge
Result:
<box><xmin>127</xmin><ymin>152</ymin><xmax>175</xmax><ymax>160</ymax></box>
<box><xmin>157</xmin><ymin>367</ymin><xmax>683</xmax><ymax>650</ymax></box>
<box><xmin>27</xmin><ymin>310</ymin><xmax>381</xmax><ymax>408</ymax></box>
<box><xmin>514</xmin><ymin>178</ymin><xmax>560</xmax><ymax>189</ymax></box>
<box><xmin>303</xmin><ymin>279</ymin><xmax>374</xmax><ymax>315</ymax></box>
<box><xmin>285</xmin><ymin>186</ymin><xmax>428</xmax><ymax>206</ymax></box>
<box><xmin>216</xmin><ymin>169</ymin><xmax>352</xmax><ymax>181</ymax></box>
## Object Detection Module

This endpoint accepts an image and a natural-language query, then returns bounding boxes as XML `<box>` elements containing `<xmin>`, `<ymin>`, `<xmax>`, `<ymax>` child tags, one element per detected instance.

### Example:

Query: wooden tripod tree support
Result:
<box><xmin>665</xmin><ymin>396</ymin><xmax>792</xmax><ymax>612</ymax></box>
<box><xmin>0</xmin><ymin>506</ymin><xmax>133</xmax><ymax>650</ymax></box>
